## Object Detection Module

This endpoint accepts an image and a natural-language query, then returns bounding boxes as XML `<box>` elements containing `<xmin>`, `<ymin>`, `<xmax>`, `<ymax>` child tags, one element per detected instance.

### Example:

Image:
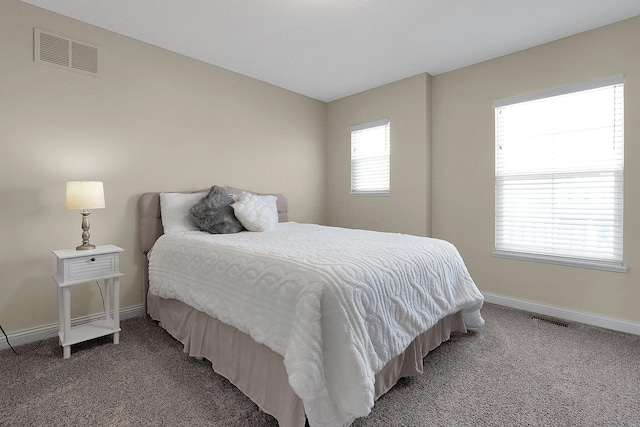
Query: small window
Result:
<box><xmin>350</xmin><ymin>119</ymin><xmax>390</xmax><ymax>195</ymax></box>
<box><xmin>493</xmin><ymin>75</ymin><xmax>626</xmax><ymax>273</ymax></box>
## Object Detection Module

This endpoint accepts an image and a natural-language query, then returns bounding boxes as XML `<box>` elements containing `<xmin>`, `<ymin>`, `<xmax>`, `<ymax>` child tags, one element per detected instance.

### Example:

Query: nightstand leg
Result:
<box><xmin>104</xmin><ymin>278</ymin><xmax>111</xmax><ymax>322</ymax></box>
<box><xmin>62</xmin><ymin>287</ymin><xmax>71</xmax><ymax>359</ymax></box>
<box><xmin>57</xmin><ymin>287</ymin><xmax>63</xmax><ymax>345</ymax></box>
<box><xmin>113</xmin><ymin>277</ymin><xmax>120</xmax><ymax>345</ymax></box>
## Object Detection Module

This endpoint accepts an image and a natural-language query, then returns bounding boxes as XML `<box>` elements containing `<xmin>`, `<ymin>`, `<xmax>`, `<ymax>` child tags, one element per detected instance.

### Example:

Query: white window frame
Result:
<box><xmin>349</xmin><ymin>118</ymin><xmax>391</xmax><ymax>196</ymax></box>
<box><xmin>493</xmin><ymin>75</ymin><xmax>627</xmax><ymax>273</ymax></box>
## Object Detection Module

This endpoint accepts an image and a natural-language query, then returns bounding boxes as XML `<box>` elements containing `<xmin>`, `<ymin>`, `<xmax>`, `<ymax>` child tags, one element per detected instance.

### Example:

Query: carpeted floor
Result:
<box><xmin>1</xmin><ymin>303</ymin><xmax>638</xmax><ymax>426</ymax></box>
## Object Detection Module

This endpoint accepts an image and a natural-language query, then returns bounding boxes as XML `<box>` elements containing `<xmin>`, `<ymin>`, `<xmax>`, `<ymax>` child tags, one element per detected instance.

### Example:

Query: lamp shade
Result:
<box><xmin>65</xmin><ymin>181</ymin><xmax>105</xmax><ymax>210</ymax></box>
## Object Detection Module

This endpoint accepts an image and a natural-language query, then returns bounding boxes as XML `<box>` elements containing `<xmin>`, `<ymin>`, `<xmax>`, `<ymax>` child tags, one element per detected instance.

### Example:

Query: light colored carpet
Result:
<box><xmin>1</xmin><ymin>303</ymin><xmax>638</xmax><ymax>426</ymax></box>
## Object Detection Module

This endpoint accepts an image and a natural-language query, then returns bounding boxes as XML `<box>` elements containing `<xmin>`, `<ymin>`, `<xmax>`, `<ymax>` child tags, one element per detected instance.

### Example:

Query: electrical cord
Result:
<box><xmin>96</xmin><ymin>280</ymin><xmax>106</xmax><ymax>319</ymax></box>
<box><xmin>1</xmin><ymin>281</ymin><xmax>106</xmax><ymax>355</ymax></box>
<box><xmin>1</xmin><ymin>323</ymin><xmax>58</xmax><ymax>355</ymax></box>
<box><xmin>0</xmin><ymin>324</ymin><xmax>18</xmax><ymax>354</ymax></box>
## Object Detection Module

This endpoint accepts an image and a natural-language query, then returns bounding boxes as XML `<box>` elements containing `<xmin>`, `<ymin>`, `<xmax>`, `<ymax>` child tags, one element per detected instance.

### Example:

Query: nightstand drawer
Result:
<box><xmin>65</xmin><ymin>253</ymin><xmax>118</xmax><ymax>281</ymax></box>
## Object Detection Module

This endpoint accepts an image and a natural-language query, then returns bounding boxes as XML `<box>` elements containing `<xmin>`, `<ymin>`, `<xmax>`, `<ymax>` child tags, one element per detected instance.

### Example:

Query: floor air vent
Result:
<box><xmin>531</xmin><ymin>315</ymin><xmax>569</xmax><ymax>327</ymax></box>
<box><xmin>34</xmin><ymin>29</ymin><xmax>100</xmax><ymax>75</ymax></box>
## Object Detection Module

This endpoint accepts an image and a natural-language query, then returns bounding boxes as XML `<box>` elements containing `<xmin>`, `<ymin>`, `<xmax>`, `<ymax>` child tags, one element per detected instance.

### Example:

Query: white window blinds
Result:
<box><xmin>494</xmin><ymin>75</ymin><xmax>626</xmax><ymax>272</ymax></box>
<box><xmin>350</xmin><ymin>119</ymin><xmax>390</xmax><ymax>194</ymax></box>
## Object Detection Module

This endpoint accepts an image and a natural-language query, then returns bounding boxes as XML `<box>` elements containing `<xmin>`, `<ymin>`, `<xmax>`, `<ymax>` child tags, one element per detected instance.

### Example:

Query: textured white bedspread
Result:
<box><xmin>148</xmin><ymin>222</ymin><xmax>484</xmax><ymax>427</ymax></box>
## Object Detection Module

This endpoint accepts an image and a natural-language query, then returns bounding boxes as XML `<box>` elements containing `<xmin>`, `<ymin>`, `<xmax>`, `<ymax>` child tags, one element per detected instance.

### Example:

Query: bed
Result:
<box><xmin>138</xmin><ymin>186</ymin><xmax>484</xmax><ymax>427</ymax></box>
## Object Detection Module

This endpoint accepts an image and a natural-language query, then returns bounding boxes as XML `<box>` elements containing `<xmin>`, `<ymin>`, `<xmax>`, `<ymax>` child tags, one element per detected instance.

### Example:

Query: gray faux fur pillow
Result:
<box><xmin>189</xmin><ymin>186</ymin><xmax>245</xmax><ymax>234</ymax></box>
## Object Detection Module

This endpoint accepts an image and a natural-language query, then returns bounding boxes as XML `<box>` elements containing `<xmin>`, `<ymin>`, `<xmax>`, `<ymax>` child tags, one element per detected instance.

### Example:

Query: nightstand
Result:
<box><xmin>52</xmin><ymin>245</ymin><xmax>124</xmax><ymax>359</ymax></box>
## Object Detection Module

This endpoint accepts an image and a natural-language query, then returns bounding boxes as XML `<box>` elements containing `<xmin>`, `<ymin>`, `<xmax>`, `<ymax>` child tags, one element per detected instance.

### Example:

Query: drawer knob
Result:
<box><xmin>91</xmin><ymin>258</ymin><xmax>96</xmax><ymax>262</ymax></box>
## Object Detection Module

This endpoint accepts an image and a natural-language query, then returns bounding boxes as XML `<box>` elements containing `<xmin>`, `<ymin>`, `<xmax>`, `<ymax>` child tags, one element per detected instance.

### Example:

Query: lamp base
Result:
<box><xmin>76</xmin><ymin>210</ymin><xmax>96</xmax><ymax>251</ymax></box>
<box><xmin>76</xmin><ymin>243</ymin><xmax>96</xmax><ymax>251</ymax></box>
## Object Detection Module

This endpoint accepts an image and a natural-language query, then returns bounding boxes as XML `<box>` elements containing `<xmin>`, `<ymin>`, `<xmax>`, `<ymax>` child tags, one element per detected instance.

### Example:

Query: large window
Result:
<box><xmin>493</xmin><ymin>75</ymin><xmax>626</xmax><ymax>272</ymax></box>
<box><xmin>350</xmin><ymin>119</ymin><xmax>390</xmax><ymax>195</ymax></box>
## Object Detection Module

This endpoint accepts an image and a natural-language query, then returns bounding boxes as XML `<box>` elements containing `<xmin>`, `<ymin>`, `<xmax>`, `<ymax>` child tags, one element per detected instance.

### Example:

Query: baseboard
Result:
<box><xmin>4</xmin><ymin>297</ymin><xmax>636</xmax><ymax>350</ymax></box>
<box><xmin>0</xmin><ymin>304</ymin><xmax>145</xmax><ymax>351</ymax></box>
<box><xmin>483</xmin><ymin>292</ymin><xmax>640</xmax><ymax>336</ymax></box>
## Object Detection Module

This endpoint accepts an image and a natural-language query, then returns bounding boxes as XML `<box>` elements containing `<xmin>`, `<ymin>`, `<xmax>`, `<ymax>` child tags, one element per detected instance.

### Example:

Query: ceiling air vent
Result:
<box><xmin>34</xmin><ymin>28</ymin><xmax>100</xmax><ymax>75</ymax></box>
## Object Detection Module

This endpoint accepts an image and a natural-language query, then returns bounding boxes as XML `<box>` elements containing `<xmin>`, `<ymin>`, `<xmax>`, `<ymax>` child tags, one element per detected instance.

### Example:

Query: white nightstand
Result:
<box><xmin>52</xmin><ymin>245</ymin><xmax>124</xmax><ymax>359</ymax></box>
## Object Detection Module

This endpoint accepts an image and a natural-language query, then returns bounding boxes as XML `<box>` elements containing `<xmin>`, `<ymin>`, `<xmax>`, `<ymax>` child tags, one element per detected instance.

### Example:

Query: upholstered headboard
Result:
<box><xmin>138</xmin><ymin>186</ymin><xmax>288</xmax><ymax>309</ymax></box>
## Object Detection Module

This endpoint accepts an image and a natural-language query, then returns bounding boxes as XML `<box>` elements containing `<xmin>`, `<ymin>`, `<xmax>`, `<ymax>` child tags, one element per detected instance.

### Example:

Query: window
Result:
<box><xmin>350</xmin><ymin>119</ymin><xmax>390</xmax><ymax>195</ymax></box>
<box><xmin>493</xmin><ymin>75</ymin><xmax>626</xmax><ymax>272</ymax></box>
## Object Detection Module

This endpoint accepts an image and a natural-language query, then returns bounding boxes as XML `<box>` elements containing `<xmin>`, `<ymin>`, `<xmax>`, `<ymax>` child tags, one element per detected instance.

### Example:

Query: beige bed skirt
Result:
<box><xmin>147</xmin><ymin>294</ymin><xmax>467</xmax><ymax>427</ymax></box>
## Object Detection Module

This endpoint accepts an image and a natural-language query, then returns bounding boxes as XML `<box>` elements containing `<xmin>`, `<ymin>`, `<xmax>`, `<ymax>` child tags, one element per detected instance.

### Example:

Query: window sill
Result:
<box><xmin>349</xmin><ymin>191</ymin><xmax>391</xmax><ymax>197</ymax></box>
<box><xmin>492</xmin><ymin>250</ymin><xmax>629</xmax><ymax>273</ymax></box>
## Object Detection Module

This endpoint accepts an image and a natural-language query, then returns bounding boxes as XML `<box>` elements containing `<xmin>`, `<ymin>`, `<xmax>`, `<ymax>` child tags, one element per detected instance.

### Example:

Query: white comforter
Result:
<box><xmin>148</xmin><ymin>222</ymin><xmax>484</xmax><ymax>427</ymax></box>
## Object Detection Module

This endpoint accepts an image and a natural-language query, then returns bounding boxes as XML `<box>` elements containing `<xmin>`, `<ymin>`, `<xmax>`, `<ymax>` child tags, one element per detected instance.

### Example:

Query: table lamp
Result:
<box><xmin>66</xmin><ymin>181</ymin><xmax>105</xmax><ymax>250</ymax></box>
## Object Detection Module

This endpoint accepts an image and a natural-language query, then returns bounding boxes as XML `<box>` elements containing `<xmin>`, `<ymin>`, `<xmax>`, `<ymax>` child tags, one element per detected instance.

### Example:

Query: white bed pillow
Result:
<box><xmin>159</xmin><ymin>192</ymin><xmax>205</xmax><ymax>233</ymax></box>
<box><xmin>231</xmin><ymin>192</ymin><xmax>278</xmax><ymax>232</ymax></box>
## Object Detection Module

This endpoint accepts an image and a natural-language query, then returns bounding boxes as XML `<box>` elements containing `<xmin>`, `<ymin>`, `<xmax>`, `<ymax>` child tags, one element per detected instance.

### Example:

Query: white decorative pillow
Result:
<box><xmin>159</xmin><ymin>192</ymin><xmax>205</xmax><ymax>233</ymax></box>
<box><xmin>231</xmin><ymin>192</ymin><xmax>278</xmax><ymax>232</ymax></box>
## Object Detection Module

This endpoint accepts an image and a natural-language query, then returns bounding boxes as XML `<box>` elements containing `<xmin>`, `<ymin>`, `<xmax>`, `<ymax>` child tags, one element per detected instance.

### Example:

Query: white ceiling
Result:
<box><xmin>22</xmin><ymin>0</ymin><xmax>640</xmax><ymax>102</ymax></box>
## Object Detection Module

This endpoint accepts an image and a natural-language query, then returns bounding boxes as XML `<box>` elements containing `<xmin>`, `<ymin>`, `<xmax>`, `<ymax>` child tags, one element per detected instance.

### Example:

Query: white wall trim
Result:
<box><xmin>4</xmin><ymin>297</ymin><xmax>637</xmax><ymax>351</ymax></box>
<box><xmin>483</xmin><ymin>292</ymin><xmax>640</xmax><ymax>336</ymax></box>
<box><xmin>0</xmin><ymin>304</ymin><xmax>145</xmax><ymax>351</ymax></box>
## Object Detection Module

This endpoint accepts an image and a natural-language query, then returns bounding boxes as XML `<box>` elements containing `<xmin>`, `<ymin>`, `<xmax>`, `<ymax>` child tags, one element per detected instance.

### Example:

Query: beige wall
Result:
<box><xmin>0</xmin><ymin>0</ymin><xmax>326</xmax><ymax>333</ymax></box>
<box><xmin>432</xmin><ymin>16</ymin><xmax>640</xmax><ymax>323</ymax></box>
<box><xmin>3</xmin><ymin>1</ymin><xmax>638</xmax><ymax>337</ymax></box>
<box><xmin>326</xmin><ymin>74</ymin><xmax>431</xmax><ymax>236</ymax></box>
